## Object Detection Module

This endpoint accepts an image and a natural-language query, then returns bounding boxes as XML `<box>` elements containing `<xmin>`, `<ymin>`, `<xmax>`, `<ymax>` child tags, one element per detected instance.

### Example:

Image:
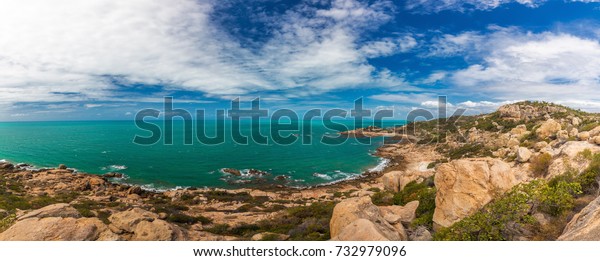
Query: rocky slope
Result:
<box><xmin>2</xmin><ymin>101</ymin><xmax>600</xmax><ymax>241</ymax></box>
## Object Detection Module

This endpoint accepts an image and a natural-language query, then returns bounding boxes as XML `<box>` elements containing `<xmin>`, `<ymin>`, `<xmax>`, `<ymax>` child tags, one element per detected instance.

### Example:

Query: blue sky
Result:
<box><xmin>2</xmin><ymin>0</ymin><xmax>600</xmax><ymax>121</ymax></box>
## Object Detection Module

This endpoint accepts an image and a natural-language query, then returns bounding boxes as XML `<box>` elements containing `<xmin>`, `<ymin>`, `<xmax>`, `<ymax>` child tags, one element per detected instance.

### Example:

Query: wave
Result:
<box><xmin>369</xmin><ymin>158</ymin><xmax>390</xmax><ymax>172</ymax></box>
<box><xmin>312</xmin><ymin>173</ymin><xmax>333</xmax><ymax>180</ymax></box>
<box><xmin>102</xmin><ymin>165</ymin><xmax>128</xmax><ymax>171</ymax></box>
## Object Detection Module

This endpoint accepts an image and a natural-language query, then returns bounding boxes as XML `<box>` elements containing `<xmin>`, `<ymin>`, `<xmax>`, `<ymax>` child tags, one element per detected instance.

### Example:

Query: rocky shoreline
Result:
<box><xmin>3</xmin><ymin>101</ymin><xmax>600</xmax><ymax>241</ymax></box>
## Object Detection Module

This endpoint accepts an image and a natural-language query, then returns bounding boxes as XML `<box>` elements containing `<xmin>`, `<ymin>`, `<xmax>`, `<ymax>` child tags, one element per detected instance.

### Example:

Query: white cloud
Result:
<box><xmin>406</xmin><ymin>0</ymin><xmax>598</xmax><ymax>13</ymax></box>
<box><xmin>435</xmin><ymin>29</ymin><xmax>600</xmax><ymax>110</ymax></box>
<box><xmin>84</xmin><ymin>104</ymin><xmax>103</xmax><ymax>108</ymax></box>
<box><xmin>360</xmin><ymin>36</ymin><xmax>417</xmax><ymax>58</ymax></box>
<box><xmin>0</xmin><ymin>0</ymin><xmax>409</xmax><ymax>107</ymax></box>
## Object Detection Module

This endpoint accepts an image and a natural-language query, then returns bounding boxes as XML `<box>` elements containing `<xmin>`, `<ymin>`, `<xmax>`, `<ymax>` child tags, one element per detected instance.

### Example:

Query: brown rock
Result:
<box><xmin>409</xmin><ymin>226</ymin><xmax>432</xmax><ymax>241</ymax></box>
<box><xmin>332</xmin><ymin>219</ymin><xmax>397</xmax><ymax>241</ymax></box>
<box><xmin>251</xmin><ymin>232</ymin><xmax>290</xmax><ymax>241</ymax></box>
<box><xmin>378</xmin><ymin>201</ymin><xmax>419</xmax><ymax>225</ymax></box>
<box><xmin>17</xmin><ymin>203</ymin><xmax>81</xmax><ymax>221</ymax></box>
<box><xmin>127</xmin><ymin>186</ymin><xmax>143</xmax><ymax>195</ymax></box>
<box><xmin>536</xmin><ymin>119</ymin><xmax>562</xmax><ymax>139</ymax></box>
<box><xmin>58</xmin><ymin>164</ymin><xmax>67</xmax><ymax>170</ymax></box>
<box><xmin>433</xmin><ymin>158</ymin><xmax>519</xmax><ymax>228</ymax></box>
<box><xmin>578</xmin><ymin>131</ymin><xmax>590</xmax><ymax>141</ymax></box>
<box><xmin>330</xmin><ymin>196</ymin><xmax>402</xmax><ymax>240</ymax></box>
<box><xmin>0</xmin><ymin>217</ymin><xmax>114</xmax><ymax>241</ymax></box>
<box><xmin>558</xmin><ymin>195</ymin><xmax>600</xmax><ymax>241</ymax></box>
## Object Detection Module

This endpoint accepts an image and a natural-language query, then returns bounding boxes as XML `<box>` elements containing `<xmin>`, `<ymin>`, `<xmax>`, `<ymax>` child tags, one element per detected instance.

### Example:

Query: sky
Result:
<box><xmin>2</xmin><ymin>0</ymin><xmax>600</xmax><ymax>121</ymax></box>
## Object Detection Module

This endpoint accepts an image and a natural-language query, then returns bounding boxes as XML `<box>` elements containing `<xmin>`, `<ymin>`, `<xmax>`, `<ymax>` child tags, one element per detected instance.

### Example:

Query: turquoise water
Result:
<box><xmin>0</xmin><ymin>120</ymin><xmax>404</xmax><ymax>190</ymax></box>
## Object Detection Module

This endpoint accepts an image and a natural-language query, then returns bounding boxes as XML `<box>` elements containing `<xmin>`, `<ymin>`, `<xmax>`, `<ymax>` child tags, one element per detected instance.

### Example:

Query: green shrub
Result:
<box><xmin>576</xmin><ymin>153</ymin><xmax>600</xmax><ymax>194</ymax></box>
<box><xmin>530</xmin><ymin>153</ymin><xmax>553</xmax><ymax>177</ymax></box>
<box><xmin>435</xmin><ymin>178</ymin><xmax>581</xmax><ymax>241</ymax></box>
<box><xmin>393</xmin><ymin>179</ymin><xmax>437</xmax><ymax>229</ymax></box>
<box><xmin>167</xmin><ymin>213</ymin><xmax>212</xmax><ymax>225</ymax></box>
<box><xmin>204</xmin><ymin>202</ymin><xmax>335</xmax><ymax>241</ymax></box>
<box><xmin>371</xmin><ymin>191</ymin><xmax>394</xmax><ymax>206</ymax></box>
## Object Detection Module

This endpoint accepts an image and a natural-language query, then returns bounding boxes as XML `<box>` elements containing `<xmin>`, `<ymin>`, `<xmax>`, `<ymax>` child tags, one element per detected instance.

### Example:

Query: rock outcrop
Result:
<box><xmin>0</xmin><ymin>204</ymin><xmax>117</xmax><ymax>241</ymax></box>
<box><xmin>109</xmin><ymin>208</ymin><xmax>186</xmax><ymax>241</ymax></box>
<box><xmin>558</xmin><ymin>196</ymin><xmax>600</xmax><ymax>241</ymax></box>
<box><xmin>330</xmin><ymin>196</ymin><xmax>404</xmax><ymax>241</ymax></box>
<box><xmin>432</xmin><ymin>158</ymin><xmax>520</xmax><ymax>228</ymax></box>
<box><xmin>536</xmin><ymin>119</ymin><xmax>562</xmax><ymax>139</ymax></box>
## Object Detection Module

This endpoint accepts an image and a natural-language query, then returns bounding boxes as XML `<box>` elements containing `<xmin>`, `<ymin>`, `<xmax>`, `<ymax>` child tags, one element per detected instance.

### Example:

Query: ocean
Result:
<box><xmin>0</xmin><ymin>120</ymin><xmax>404</xmax><ymax>190</ymax></box>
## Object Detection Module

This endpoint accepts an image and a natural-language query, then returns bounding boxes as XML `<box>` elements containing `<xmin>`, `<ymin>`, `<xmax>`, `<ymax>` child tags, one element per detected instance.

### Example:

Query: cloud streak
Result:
<box><xmin>0</xmin><ymin>0</ymin><xmax>414</xmax><ymax>106</ymax></box>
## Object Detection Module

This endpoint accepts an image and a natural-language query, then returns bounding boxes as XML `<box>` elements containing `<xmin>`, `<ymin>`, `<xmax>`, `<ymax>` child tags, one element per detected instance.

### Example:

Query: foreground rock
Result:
<box><xmin>0</xmin><ymin>204</ymin><xmax>117</xmax><ymax>241</ymax></box>
<box><xmin>433</xmin><ymin>158</ymin><xmax>520</xmax><ymax>228</ymax></box>
<box><xmin>558</xmin><ymin>196</ymin><xmax>600</xmax><ymax>241</ymax></box>
<box><xmin>109</xmin><ymin>208</ymin><xmax>186</xmax><ymax>241</ymax></box>
<box><xmin>330</xmin><ymin>196</ymin><xmax>405</xmax><ymax>241</ymax></box>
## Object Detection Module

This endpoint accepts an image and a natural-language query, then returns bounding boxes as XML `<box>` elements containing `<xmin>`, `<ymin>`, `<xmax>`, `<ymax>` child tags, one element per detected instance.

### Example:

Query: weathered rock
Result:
<box><xmin>536</xmin><ymin>119</ymin><xmax>562</xmax><ymax>139</ymax></box>
<box><xmin>330</xmin><ymin>196</ymin><xmax>402</xmax><ymax>240</ymax></box>
<box><xmin>58</xmin><ymin>164</ymin><xmax>67</xmax><ymax>170</ymax></box>
<box><xmin>593</xmin><ymin>136</ymin><xmax>600</xmax><ymax>145</ymax></box>
<box><xmin>381</xmin><ymin>171</ymin><xmax>402</xmax><ymax>192</ymax></box>
<box><xmin>127</xmin><ymin>186</ymin><xmax>143</xmax><ymax>195</ymax></box>
<box><xmin>569</xmin><ymin>128</ymin><xmax>579</xmax><ymax>138</ymax></box>
<box><xmin>572</xmin><ymin>117</ymin><xmax>582</xmax><ymax>126</ymax></box>
<box><xmin>17</xmin><ymin>203</ymin><xmax>81</xmax><ymax>221</ymax></box>
<box><xmin>251</xmin><ymin>232</ymin><xmax>290</xmax><ymax>241</ymax></box>
<box><xmin>0</xmin><ymin>217</ymin><xmax>115</xmax><ymax>241</ymax></box>
<box><xmin>558</xmin><ymin>195</ymin><xmax>600</xmax><ymax>241</ymax></box>
<box><xmin>534</xmin><ymin>141</ymin><xmax>549</xmax><ymax>151</ymax></box>
<box><xmin>409</xmin><ymin>226</ymin><xmax>432</xmax><ymax>241</ymax></box>
<box><xmin>589</xmin><ymin>126</ymin><xmax>600</xmax><ymax>137</ymax></box>
<box><xmin>109</xmin><ymin>208</ymin><xmax>158</xmax><ymax>232</ymax></box>
<box><xmin>557</xmin><ymin>130</ymin><xmax>569</xmax><ymax>142</ymax></box>
<box><xmin>378</xmin><ymin>201</ymin><xmax>419</xmax><ymax>225</ymax></box>
<box><xmin>433</xmin><ymin>158</ymin><xmax>519</xmax><ymax>228</ymax></box>
<box><xmin>578</xmin><ymin>131</ymin><xmax>590</xmax><ymax>141</ymax></box>
<box><xmin>516</xmin><ymin>147</ymin><xmax>532</xmax><ymax>163</ymax></box>
<box><xmin>507</xmin><ymin>138</ymin><xmax>520</xmax><ymax>148</ymax></box>
<box><xmin>222</xmin><ymin>168</ymin><xmax>241</xmax><ymax>176</ymax></box>
<box><xmin>109</xmin><ymin>208</ymin><xmax>185</xmax><ymax>241</ymax></box>
<box><xmin>510</xmin><ymin>125</ymin><xmax>528</xmax><ymax>136</ymax></box>
<box><xmin>332</xmin><ymin>219</ymin><xmax>398</xmax><ymax>241</ymax></box>
<box><xmin>103</xmin><ymin>172</ymin><xmax>124</xmax><ymax>178</ymax></box>
<box><xmin>0</xmin><ymin>162</ymin><xmax>14</xmax><ymax>170</ymax></box>
<box><xmin>131</xmin><ymin>219</ymin><xmax>184</xmax><ymax>241</ymax></box>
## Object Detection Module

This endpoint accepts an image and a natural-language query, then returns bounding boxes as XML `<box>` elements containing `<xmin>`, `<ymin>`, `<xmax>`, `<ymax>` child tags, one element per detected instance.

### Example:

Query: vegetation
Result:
<box><xmin>392</xmin><ymin>178</ymin><xmax>437</xmax><ymax>229</ymax></box>
<box><xmin>434</xmin><ymin>178</ymin><xmax>582</xmax><ymax>241</ymax></box>
<box><xmin>204</xmin><ymin>201</ymin><xmax>335</xmax><ymax>241</ymax></box>
<box><xmin>530</xmin><ymin>153</ymin><xmax>553</xmax><ymax>177</ymax></box>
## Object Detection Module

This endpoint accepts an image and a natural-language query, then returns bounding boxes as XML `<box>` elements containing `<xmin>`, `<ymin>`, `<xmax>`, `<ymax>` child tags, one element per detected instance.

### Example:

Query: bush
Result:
<box><xmin>204</xmin><ymin>202</ymin><xmax>335</xmax><ymax>241</ymax></box>
<box><xmin>435</xmin><ymin>178</ymin><xmax>581</xmax><ymax>241</ymax></box>
<box><xmin>576</xmin><ymin>153</ymin><xmax>600</xmax><ymax>194</ymax></box>
<box><xmin>167</xmin><ymin>213</ymin><xmax>212</xmax><ymax>225</ymax></box>
<box><xmin>393</xmin><ymin>178</ymin><xmax>437</xmax><ymax>229</ymax></box>
<box><xmin>530</xmin><ymin>153</ymin><xmax>553</xmax><ymax>177</ymax></box>
<box><xmin>371</xmin><ymin>191</ymin><xmax>394</xmax><ymax>206</ymax></box>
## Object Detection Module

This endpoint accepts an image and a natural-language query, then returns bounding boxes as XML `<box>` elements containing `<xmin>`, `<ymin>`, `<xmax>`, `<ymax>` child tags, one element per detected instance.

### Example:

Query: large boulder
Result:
<box><xmin>109</xmin><ymin>208</ymin><xmax>185</xmax><ymax>241</ymax></box>
<box><xmin>578</xmin><ymin>131</ymin><xmax>590</xmax><ymax>141</ymax></box>
<box><xmin>536</xmin><ymin>119</ymin><xmax>562</xmax><ymax>139</ymax></box>
<box><xmin>330</xmin><ymin>196</ymin><xmax>403</xmax><ymax>241</ymax></box>
<box><xmin>251</xmin><ymin>232</ymin><xmax>289</xmax><ymax>241</ymax></box>
<box><xmin>379</xmin><ymin>201</ymin><xmax>419</xmax><ymax>225</ymax></box>
<box><xmin>433</xmin><ymin>158</ymin><xmax>519</xmax><ymax>228</ymax></box>
<box><xmin>333</xmin><ymin>219</ymin><xmax>397</xmax><ymax>241</ymax></box>
<box><xmin>558</xmin><ymin>195</ymin><xmax>600</xmax><ymax>241</ymax></box>
<box><xmin>0</xmin><ymin>217</ymin><xmax>116</xmax><ymax>241</ymax></box>
<box><xmin>17</xmin><ymin>203</ymin><xmax>81</xmax><ymax>221</ymax></box>
<box><xmin>381</xmin><ymin>171</ymin><xmax>402</xmax><ymax>192</ymax></box>
<box><xmin>516</xmin><ymin>147</ymin><xmax>532</xmax><ymax>163</ymax></box>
